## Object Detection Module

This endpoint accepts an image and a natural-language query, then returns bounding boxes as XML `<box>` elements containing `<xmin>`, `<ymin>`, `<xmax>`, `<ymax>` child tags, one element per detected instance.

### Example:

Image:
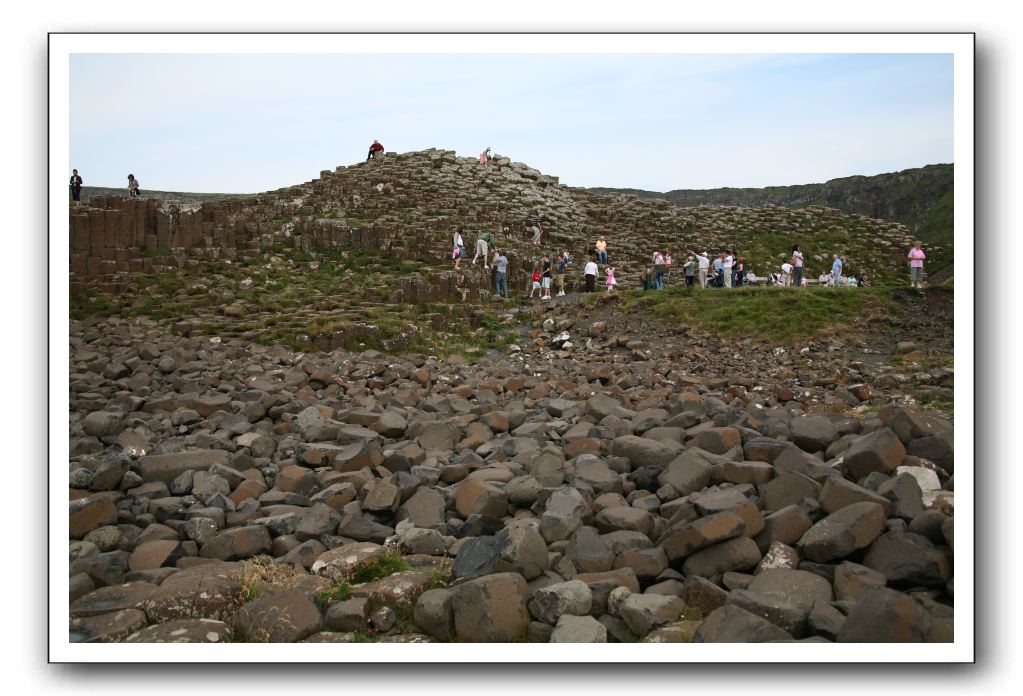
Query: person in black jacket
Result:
<box><xmin>69</xmin><ymin>169</ymin><xmax>83</xmax><ymax>201</ymax></box>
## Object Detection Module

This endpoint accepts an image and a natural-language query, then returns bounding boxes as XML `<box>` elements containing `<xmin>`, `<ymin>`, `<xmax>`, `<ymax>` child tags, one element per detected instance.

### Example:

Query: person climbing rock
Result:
<box><xmin>527</xmin><ymin>209</ymin><xmax>546</xmax><ymax>247</ymax></box>
<box><xmin>127</xmin><ymin>174</ymin><xmax>140</xmax><ymax>198</ymax></box>
<box><xmin>367</xmin><ymin>140</ymin><xmax>385</xmax><ymax>161</ymax></box>
<box><xmin>472</xmin><ymin>229</ymin><xmax>494</xmax><ymax>268</ymax></box>
<box><xmin>69</xmin><ymin>169</ymin><xmax>83</xmax><ymax>202</ymax></box>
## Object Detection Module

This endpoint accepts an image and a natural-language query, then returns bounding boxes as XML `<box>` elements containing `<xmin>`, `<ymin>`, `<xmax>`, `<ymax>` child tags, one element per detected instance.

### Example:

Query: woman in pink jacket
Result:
<box><xmin>908</xmin><ymin>241</ymin><xmax>927</xmax><ymax>288</ymax></box>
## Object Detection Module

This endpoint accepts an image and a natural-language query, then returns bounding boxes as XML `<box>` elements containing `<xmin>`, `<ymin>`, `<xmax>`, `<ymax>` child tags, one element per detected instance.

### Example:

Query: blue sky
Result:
<box><xmin>69</xmin><ymin>52</ymin><xmax>953</xmax><ymax>193</ymax></box>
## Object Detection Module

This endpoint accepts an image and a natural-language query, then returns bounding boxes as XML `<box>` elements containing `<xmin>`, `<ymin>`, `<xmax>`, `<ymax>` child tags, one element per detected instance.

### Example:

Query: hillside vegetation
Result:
<box><xmin>590</xmin><ymin>163</ymin><xmax>954</xmax><ymax>246</ymax></box>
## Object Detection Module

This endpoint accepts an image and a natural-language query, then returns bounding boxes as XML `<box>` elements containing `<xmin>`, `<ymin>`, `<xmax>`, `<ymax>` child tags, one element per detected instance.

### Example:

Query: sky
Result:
<box><xmin>69</xmin><ymin>52</ymin><xmax>953</xmax><ymax>193</ymax></box>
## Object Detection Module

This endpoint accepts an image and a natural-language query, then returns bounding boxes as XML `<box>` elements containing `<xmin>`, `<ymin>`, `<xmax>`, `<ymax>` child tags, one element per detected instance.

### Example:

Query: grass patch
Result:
<box><xmin>314</xmin><ymin>581</ymin><xmax>352</xmax><ymax>611</ymax></box>
<box><xmin>622</xmin><ymin>285</ymin><xmax>900</xmax><ymax>343</ymax></box>
<box><xmin>348</xmin><ymin>550</ymin><xmax>413</xmax><ymax>584</ymax></box>
<box><xmin>237</xmin><ymin>555</ymin><xmax>300</xmax><ymax>604</ymax></box>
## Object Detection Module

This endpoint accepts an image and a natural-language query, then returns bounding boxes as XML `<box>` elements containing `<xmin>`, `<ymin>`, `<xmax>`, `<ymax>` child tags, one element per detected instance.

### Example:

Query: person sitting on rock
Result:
<box><xmin>367</xmin><ymin>139</ymin><xmax>385</xmax><ymax>161</ymax></box>
<box><xmin>127</xmin><ymin>173</ymin><xmax>140</xmax><ymax>198</ymax></box>
<box><xmin>595</xmin><ymin>237</ymin><xmax>608</xmax><ymax>264</ymax></box>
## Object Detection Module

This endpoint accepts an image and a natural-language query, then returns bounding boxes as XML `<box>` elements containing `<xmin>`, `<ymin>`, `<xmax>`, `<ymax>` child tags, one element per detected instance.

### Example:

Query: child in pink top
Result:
<box><xmin>908</xmin><ymin>241</ymin><xmax>926</xmax><ymax>288</ymax></box>
<box><xmin>606</xmin><ymin>266</ymin><xmax>617</xmax><ymax>292</ymax></box>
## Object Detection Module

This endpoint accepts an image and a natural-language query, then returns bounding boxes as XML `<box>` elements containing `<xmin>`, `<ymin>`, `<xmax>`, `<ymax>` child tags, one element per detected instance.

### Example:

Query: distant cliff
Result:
<box><xmin>589</xmin><ymin>164</ymin><xmax>953</xmax><ymax>245</ymax></box>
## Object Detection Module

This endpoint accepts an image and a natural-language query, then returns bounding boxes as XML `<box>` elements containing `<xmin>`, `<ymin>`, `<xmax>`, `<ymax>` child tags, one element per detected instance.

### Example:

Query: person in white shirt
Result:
<box><xmin>818</xmin><ymin>271</ymin><xmax>829</xmax><ymax>286</ymax></box>
<box><xmin>722</xmin><ymin>253</ymin><xmax>734</xmax><ymax>288</ymax></box>
<box><xmin>781</xmin><ymin>261</ymin><xmax>793</xmax><ymax>286</ymax></box>
<box><xmin>746</xmin><ymin>269</ymin><xmax>758</xmax><ymax>285</ymax></box>
<box><xmin>691</xmin><ymin>251</ymin><xmax>710</xmax><ymax>287</ymax></box>
<box><xmin>584</xmin><ymin>256</ymin><xmax>599</xmax><ymax>293</ymax></box>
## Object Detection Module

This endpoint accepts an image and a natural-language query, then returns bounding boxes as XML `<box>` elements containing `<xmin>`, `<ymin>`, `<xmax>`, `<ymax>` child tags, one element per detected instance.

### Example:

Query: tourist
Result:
<box><xmin>127</xmin><ymin>174</ymin><xmax>140</xmax><ymax>198</ymax></box>
<box><xmin>712</xmin><ymin>254</ymin><xmax>724</xmax><ymax>287</ymax></box>
<box><xmin>683</xmin><ymin>255</ymin><xmax>696</xmax><ymax>288</ymax></box>
<box><xmin>69</xmin><ymin>169</ymin><xmax>83</xmax><ymax>202</ymax></box>
<box><xmin>367</xmin><ymin>139</ymin><xmax>384</xmax><ymax>161</ymax></box>
<box><xmin>527</xmin><ymin>209</ymin><xmax>546</xmax><ymax>247</ymax></box>
<box><xmin>479</xmin><ymin>147</ymin><xmax>491</xmax><ymax>167</ymax></box>
<box><xmin>556</xmin><ymin>250</ymin><xmax>572</xmax><ymax>297</ymax></box>
<box><xmin>606</xmin><ymin>266</ymin><xmax>618</xmax><ymax>292</ymax></box>
<box><xmin>529</xmin><ymin>264</ymin><xmax>541</xmax><ymax>298</ymax></box>
<box><xmin>493</xmin><ymin>249</ymin><xmax>509</xmax><ymax>298</ymax></box>
<box><xmin>653</xmin><ymin>251</ymin><xmax>666</xmax><ymax>290</ymax></box>
<box><xmin>781</xmin><ymin>260</ymin><xmax>793</xmax><ymax>287</ymax></box>
<box><xmin>734</xmin><ymin>257</ymin><xmax>744</xmax><ymax>287</ymax></box>
<box><xmin>541</xmin><ymin>254</ymin><xmax>553</xmax><ymax>300</ymax></box>
<box><xmin>595</xmin><ymin>237</ymin><xmax>608</xmax><ymax>264</ymax></box>
<box><xmin>665</xmin><ymin>253</ymin><xmax>673</xmax><ymax>285</ymax></box>
<box><xmin>831</xmin><ymin>254</ymin><xmax>844</xmax><ymax>287</ymax></box>
<box><xmin>584</xmin><ymin>255</ymin><xmax>598</xmax><ymax>292</ymax></box>
<box><xmin>722</xmin><ymin>251</ymin><xmax>734</xmax><ymax>288</ymax></box>
<box><xmin>453</xmin><ymin>227</ymin><xmax>465</xmax><ymax>269</ymax></box>
<box><xmin>791</xmin><ymin>244</ymin><xmax>804</xmax><ymax>288</ymax></box>
<box><xmin>818</xmin><ymin>271</ymin><xmax>830</xmax><ymax>287</ymax></box>
<box><xmin>694</xmin><ymin>250</ymin><xmax>709</xmax><ymax>288</ymax></box>
<box><xmin>746</xmin><ymin>267</ymin><xmax>758</xmax><ymax>285</ymax></box>
<box><xmin>908</xmin><ymin>241</ymin><xmax>927</xmax><ymax>288</ymax></box>
<box><xmin>472</xmin><ymin>228</ymin><xmax>494</xmax><ymax>268</ymax></box>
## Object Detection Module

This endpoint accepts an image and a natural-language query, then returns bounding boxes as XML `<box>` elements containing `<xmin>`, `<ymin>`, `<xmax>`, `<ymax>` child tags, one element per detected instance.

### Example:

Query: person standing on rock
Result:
<box><xmin>584</xmin><ymin>255</ymin><xmax>598</xmax><ymax>293</ymax></box>
<box><xmin>595</xmin><ymin>237</ymin><xmax>608</xmax><ymax>264</ymax></box>
<box><xmin>541</xmin><ymin>254</ymin><xmax>553</xmax><ymax>300</ymax></box>
<box><xmin>652</xmin><ymin>251</ymin><xmax>666</xmax><ymax>290</ymax></box>
<box><xmin>605</xmin><ymin>265</ymin><xmax>618</xmax><ymax>292</ymax></box>
<box><xmin>367</xmin><ymin>140</ymin><xmax>384</xmax><ymax>161</ymax></box>
<box><xmin>712</xmin><ymin>254</ymin><xmax>724</xmax><ymax>287</ymax></box>
<box><xmin>69</xmin><ymin>169</ymin><xmax>83</xmax><ymax>202</ymax></box>
<box><xmin>683</xmin><ymin>255</ymin><xmax>696</xmax><ymax>288</ymax></box>
<box><xmin>472</xmin><ymin>229</ymin><xmax>494</xmax><ymax>269</ymax></box>
<box><xmin>127</xmin><ymin>174</ymin><xmax>140</xmax><ymax>198</ymax></box>
<box><xmin>479</xmin><ymin>147</ymin><xmax>491</xmax><ymax>167</ymax></box>
<box><xmin>791</xmin><ymin>244</ymin><xmax>804</xmax><ymax>288</ymax></box>
<box><xmin>692</xmin><ymin>250</ymin><xmax>709</xmax><ymax>288</ymax></box>
<box><xmin>556</xmin><ymin>250</ymin><xmax>571</xmax><ymax>297</ymax></box>
<box><xmin>831</xmin><ymin>253</ymin><xmax>844</xmax><ymax>287</ymax></box>
<box><xmin>493</xmin><ymin>249</ymin><xmax>509</xmax><ymax>298</ymax></box>
<box><xmin>453</xmin><ymin>226</ymin><xmax>465</xmax><ymax>269</ymax></box>
<box><xmin>781</xmin><ymin>259</ymin><xmax>793</xmax><ymax>287</ymax></box>
<box><xmin>908</xmin><ymin>241</ymin><xmax>927</xmax><ymax>288</ymax></box>
<box><xmin>529</xmin><ymin>264</ymin><xmax>542</xmax><ymax>298</ymax></box>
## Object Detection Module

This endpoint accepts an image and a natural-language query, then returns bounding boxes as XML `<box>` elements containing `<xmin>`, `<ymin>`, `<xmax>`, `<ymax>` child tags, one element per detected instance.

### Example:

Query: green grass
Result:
<box><xmin>622</xmin><ymin>285</ymin><xmax>901</xmax><ymax>343</ymax></box>
<box><xmin>348</xmin><ymin>550</ymin><xmax>413</xmax><ymax>584</ymax></box>
<box><xmin>314</xmin><ymin>581</ymin><xmax>352</xmax><ymax>611</ymax></box>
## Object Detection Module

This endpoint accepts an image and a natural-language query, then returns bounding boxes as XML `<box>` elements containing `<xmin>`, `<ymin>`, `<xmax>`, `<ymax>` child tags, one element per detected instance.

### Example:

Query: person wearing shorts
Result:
<box><xmin>541</xmin><ymin>254</ymin><xmax>553</xmax><ymax>300</ymax></box>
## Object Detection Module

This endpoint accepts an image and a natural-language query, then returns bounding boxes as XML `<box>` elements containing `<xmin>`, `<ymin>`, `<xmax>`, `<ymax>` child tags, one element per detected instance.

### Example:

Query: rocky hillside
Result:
<box><xmin>590</xmin><ymin>164</ymin><xmax>954</xmax><ymax>248</ymax></box>
<box><xmin>75</xmin><ymin>187</ymin><xmax>250</xmax><ymax>205</ymax></box>
<box><xmin>69</xmin><ymin>149</ymin><xmax>948</xmax><ymax>355</ymax></box>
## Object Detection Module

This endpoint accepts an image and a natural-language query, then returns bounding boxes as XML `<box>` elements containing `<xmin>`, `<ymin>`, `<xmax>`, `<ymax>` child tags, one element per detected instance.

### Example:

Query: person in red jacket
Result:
<box><xmin>367</xmin><ymin>140</ymin><xmax>385</xmax><ymax>161</ymax></box>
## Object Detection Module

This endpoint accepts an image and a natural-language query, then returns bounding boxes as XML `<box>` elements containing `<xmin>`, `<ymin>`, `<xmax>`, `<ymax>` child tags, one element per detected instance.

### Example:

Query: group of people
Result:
<box><xmin>69</xmin><ymin>169</ymin><xmax>140</xmax><ymax>201</ymax></box>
